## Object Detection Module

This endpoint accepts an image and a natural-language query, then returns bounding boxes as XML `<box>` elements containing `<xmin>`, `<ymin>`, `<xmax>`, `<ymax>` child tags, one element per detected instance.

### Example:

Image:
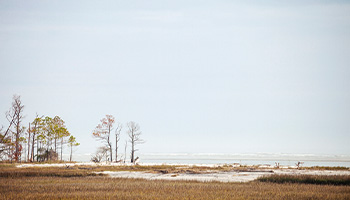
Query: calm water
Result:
<box><xmin>139</xmin><ymin>153</ymin><xmax>350</xmax><ymax>167</ymax></box>
<box><xmin>73</xmin><ymin>153</ymin><xmax>350</xmax><ymax>167</ymax></box>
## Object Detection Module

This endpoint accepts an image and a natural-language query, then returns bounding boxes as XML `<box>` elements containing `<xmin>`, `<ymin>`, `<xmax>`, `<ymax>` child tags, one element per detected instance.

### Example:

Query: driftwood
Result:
<box><xmin>296</xmin><ymin>161</ymin><xmax>304</xmax><ymax>169</ymax></box>
<box><xmin>158</xmin><ymin>170</ymin><xmax>169</xmax><ymax>174</ymax></box>
<box><xmin>275</xmin><ymin>162</ymin><xmax>280</xmax><ymax>168</ymax></box>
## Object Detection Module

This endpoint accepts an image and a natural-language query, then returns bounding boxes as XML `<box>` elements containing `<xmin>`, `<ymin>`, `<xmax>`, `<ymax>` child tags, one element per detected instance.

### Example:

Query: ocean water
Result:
<box><xmin>73</xmin><ymin>152</ymin><xmax>350</xmax><ymax>167</ymax></box>
<box><xmin>139</xmin><ymin>153</ymin><xmax>350</xmax><ymax>167</ymax></box>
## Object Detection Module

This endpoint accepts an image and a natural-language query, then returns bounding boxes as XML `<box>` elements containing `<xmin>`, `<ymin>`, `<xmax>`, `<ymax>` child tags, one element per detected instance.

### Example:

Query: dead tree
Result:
<box><xmin>0</xmin><ymin>105</ymin><xmax>16</xmax><ymax>152</ymax></box>
<box><xmin>6</xmin><ymin>95</ymin><xmax>25</xmax><ymax>162</ymax></box>
<box><xmin>127</xmin><ymin>121</ymin><xmax>144</xmax><ymax>164</ymax></box>
<box><xmin>0</xmin><ymin>96</ymin><xmax>20</xmax><ymax>160</ymax></box>
<box><xmin>296</xmin><ymin>161</ymin><xmax>304</xmax><ymax>169</ymax></box>
<box><xmin>92</xmin><ymin>115</ymin><xmax>115</xmax><ymax>162</ymax></box>
<box><xmin>91</xmin><ymin>146</ymin><xmax>109</xmax><ymax>163</ymax></box>
<box><xmin>115</xmin><ymin>123</ymin><xmax>122</xmax><ymax>162</ymax></box>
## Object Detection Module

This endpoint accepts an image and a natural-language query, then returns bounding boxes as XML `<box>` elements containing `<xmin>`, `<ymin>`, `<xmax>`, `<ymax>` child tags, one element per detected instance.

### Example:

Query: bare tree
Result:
<box><xmin>5</xmin><ymin>95</ymin><xmax>25</xmax><ymax>162</ymax></box>
<box><xmin>92</xmin><ymin>115</ymin><xmax>115</xmax><ymax>162</ymax></box>
<box><xmin>115</xmin><ymin>123</ymin><xmax>122</xmax><ymax>162</ymax></box>
<box><xmin>91</xmin><ymin>146</ymin><xmax>109</xmax><ymax>163</ymax></box>
<box><xmin>0</xmin><ymin>102</ymin><xmax>17</xmax><ymax>153</ymax></box>
<box><xmin>127</xmin><ymin>121</ymin><xmax>144</xmax><ymax>164</ymax></box>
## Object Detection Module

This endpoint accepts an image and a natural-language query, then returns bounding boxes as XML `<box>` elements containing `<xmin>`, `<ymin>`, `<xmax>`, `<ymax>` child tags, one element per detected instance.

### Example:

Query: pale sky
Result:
<box><xmin>1</xmin><ymin>0</ymin><xmax>349</xmax><ymax>157</ymax></box>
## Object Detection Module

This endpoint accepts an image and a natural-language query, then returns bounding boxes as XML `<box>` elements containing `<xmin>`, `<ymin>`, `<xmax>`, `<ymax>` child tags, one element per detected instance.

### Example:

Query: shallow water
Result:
<box><xmin>71</xmin><ymin>152</ymin><xmax>350</xmax><ymax>167</ymax></box>
<box><xmin>139</xmin><ymin>153</ymin><xmax>350</xmax><ymax>167</ymax></box>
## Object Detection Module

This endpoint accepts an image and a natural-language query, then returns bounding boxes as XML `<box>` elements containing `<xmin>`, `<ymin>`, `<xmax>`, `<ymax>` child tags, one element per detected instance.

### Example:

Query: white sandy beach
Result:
<box><xmin>99</xmin><ymin>169</ymin><xmax>350</xmax><ymax>183</ymax></box>
<box><xmin>98</xmin><ymin>171</ymin><xmax>272</xmax><ymax>182</ymax></box>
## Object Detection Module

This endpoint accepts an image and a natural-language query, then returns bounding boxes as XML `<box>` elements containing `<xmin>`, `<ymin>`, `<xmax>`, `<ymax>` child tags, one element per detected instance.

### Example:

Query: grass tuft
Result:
<box><xmin>301</xmin><ymin>166</ymin><xmax>349</xmax><ymax>171</ymax></box>
<box><xmin>0</xmin><ymin>167</ymin><xmax>104</xmax><ymax>178</ymax></box>
<box><xmin>258</xmin><ymin>174</ymin><xmax>350</xmax><ymax>186</ymax></box>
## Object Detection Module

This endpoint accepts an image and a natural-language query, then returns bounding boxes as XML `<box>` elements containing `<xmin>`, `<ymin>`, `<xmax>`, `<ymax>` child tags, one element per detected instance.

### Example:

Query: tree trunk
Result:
<box><xmin>109</xmin><ymin>143</ymin><xmax>112</xmax><ymax>162</ymax></box>
<box><xmin>108</xmin><ymin>128</ymin><xmax>112</xmax><ymax>162</ymax></box>
<box><xmin>27</xmin><ymin>123</ymin><xmax>31</xmax><ymax>162</ymax></box>
<box><xmin>115</xmin><ymin>136</ymin><xmax>118</xmax><ymax>162</ymax></box>
<box><xmin>70</xmin><ymin>145</ymin><xmax>72</xmax><ymax>162</ymax></box>
<box><xmin>15</xmin><ymin>123</ymin><xmax>20</xmax><ymax>162</ymax></box>
<box><xmin>31</xmin><ymin>132</ymin><xmax>35</xmax><ymax>162</ymax></box>
<box><xmin>36</xmin><ymin>141</ymin><xmax>39</xmax><ymax>162</ymax></box>
<box><xmin>46</xmin><ymin>145</ymin><xmax>49</xmax><ymax>161</ymax></box>
<box><xmin>61</xmin><ymin>138</ymin><xmax>63</xmax><ymax>161</ymax></box>
<box><xmin>23</xmin><ymin>140</ymin><xmax>27</xmax><ymax>162</ymax></box>
<box><xmin>131</xmin><ymin>140</ymin><xmax>134</xmax><ymax>163</ymax></box>
<box><xmin>54</xmin><ymin>138</ymin><xmax>57</xmax><ymax>154</ymax></box>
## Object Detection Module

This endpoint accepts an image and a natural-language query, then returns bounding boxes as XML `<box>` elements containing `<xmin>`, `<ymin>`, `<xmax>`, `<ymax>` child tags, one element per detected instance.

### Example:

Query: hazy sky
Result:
<box><xmin>1</xmin><ymin>0</ymin><xmax>349</xmax><ymax>156</ymax></box>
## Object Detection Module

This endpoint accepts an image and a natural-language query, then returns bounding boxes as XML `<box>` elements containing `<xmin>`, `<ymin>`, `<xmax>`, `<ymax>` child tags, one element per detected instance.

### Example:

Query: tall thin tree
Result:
<box><xmin>6</xmin><ymin>95</ymin><xmax>25</xmax><ymax>162</ymax></box>
<box><xmin>127</xmin><ymin>121</ymin><xmax>144</xmax><ymax>164</ymax></box>
<box><xmin>27</xmin><ymin>123</ymin><xmax>31</xmax><ymax>162</ymax></box>
<box><xmin>92</xmin><ymin>115</ymin><xmax>115</xmax><ymax>162</ymax></box>
<box><xmin>115</xmin><ymin>123</ymin><xmax>122</xmax><ymax>162</ymax></box>
<box><xmin>30</xmin><ymin>115</ymin><xmax>42</xmax><ymax>162</ymax></box>
<box><xmin>68</xmin><ymin>135</ymin><xmax>80</xmax><ymax>162</ymax></box>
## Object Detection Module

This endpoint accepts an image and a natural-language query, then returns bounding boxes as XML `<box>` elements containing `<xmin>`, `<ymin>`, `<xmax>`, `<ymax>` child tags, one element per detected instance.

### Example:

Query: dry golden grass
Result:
<box><xmin>2</xmin><ymin>164</ymin><xmax>262</xmax><ymax>175</ymax></box>
<box><xmin>258</xmin><ymin>174</ymin><xmax>350</xmax><ymax>186</ymax></box>
<box><xmin>1</xmin><ymin>176</ymin><xmax>350</xmax><ymax>200</ymax></box>
<box><xmin>0</xmin><ymin>166</ymin><xmax>103</xmax><ymax>177</ymax></box>
<box><xmin>1</xmin><ymin>164</ymin><xmax>349</xmax><ymax>199</ymax></box>
<box><xmin>301</xmin><ymin>166</ymin><xmax>349</xmax><ymax>171</ymax></box>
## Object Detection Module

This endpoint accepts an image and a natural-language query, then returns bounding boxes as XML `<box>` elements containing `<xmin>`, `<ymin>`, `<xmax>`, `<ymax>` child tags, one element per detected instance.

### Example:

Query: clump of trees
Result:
<box><xmin>1</xmin><ymin>95</ymin><xmax>145</xmax><ymax>164</ymax></box>
<box><xmin>92</xmin><ymin>115</ymin><xmax>144</xmax><ymax>164</ymax></box>
<box><xmin>0</xmin><ymin>95</ymin><xmax>80</xmax><ymax>162</ymax></box>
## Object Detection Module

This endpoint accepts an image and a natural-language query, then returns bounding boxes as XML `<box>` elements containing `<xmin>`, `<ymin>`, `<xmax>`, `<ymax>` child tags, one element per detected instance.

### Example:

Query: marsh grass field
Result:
<box><xmin>0</xmin><ymin>163</ymin><xmax>350</xmax><ymax>199</ymax></box>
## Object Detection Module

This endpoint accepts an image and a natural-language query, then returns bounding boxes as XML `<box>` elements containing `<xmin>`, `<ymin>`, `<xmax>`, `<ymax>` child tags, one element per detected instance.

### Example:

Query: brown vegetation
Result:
<box><xmin>0</xmin><ymin>166</ymin><xmax>103</xmax><ymax>178</ymax></box>
<box><xmin>1</xmin><ymin>176</ymin><xmax>349</xmax><ymax>199</ymax></box>
<box><xmin>301</xmin><ymin>166</ymin><xmax>349</xmax><ymax>171</ymax></box>
<box><xmin>0</xmin><ymin>164</ymin><xmax>349</xmax><ymax>199</ymax></box>
<box><xmin>258</xmin><ymin>174</ymin><xmax>350</xmax><ymax>186</ymax></box>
